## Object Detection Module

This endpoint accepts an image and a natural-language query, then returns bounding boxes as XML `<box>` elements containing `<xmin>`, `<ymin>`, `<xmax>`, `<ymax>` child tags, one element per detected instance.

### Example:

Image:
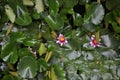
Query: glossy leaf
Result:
<box><xmin>32</xmin><ymin>11</ymin><xmax>40</xmax><ymax>20</ymax></box>
<box><xmin>83</xmin><ymin>22</ymin><xmax>96</xmax><ymax>32</ymax></box>
<box><xmin>15</xmin><ymin>13</ymin><xmax>32</xmax><ymax>26</ymax></box>
<box><xmin>0</xmin><ymin>0</ymin><xmax>120</xmax><ymax>80</ymax></box>
<box><xmin>17</xmin><ymin>56</ymin><xmax>38</xmax><ymax>78</ymax></box>
<box><xmin>1</xmin><ymin>42</ymin><xmax>18</xmax><ymax>63</ymax></box>
<box><xmin>101</xmin><ymin>49</ymin><xmax>117</xmax><ymax>59</ymax></box>
<box><xmin>47</xmin><ymin>0</ymin><xmax>59</xmax><ymax>15</ymax></box>
<box><xmin>23</xmin><ymin>39</ymin><xmax>37</xmax><ymax>46</ymax></box>
<box><xmin>10</xmin><ymin>32</ymin><xmax>26</xmax><ymax>43</ymax></box>
<box><xmin>84</xmin><ymin>2</ymin><xmax>104</xmax><ymax>25</ymax></box>
<box><xmin>101</xmin><ymin>34</ymin><xmax>119</xmax><ymax>48</ymax></box>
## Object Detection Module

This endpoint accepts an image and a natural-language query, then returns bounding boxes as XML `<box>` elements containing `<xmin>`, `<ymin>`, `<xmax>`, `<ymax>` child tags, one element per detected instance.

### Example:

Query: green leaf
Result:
<box><xmin>67</xmin><ymin>50</ymin><xmax>81</xmax><ymax>60</ymax></box>
<box><xmin>104</xmin><ymin>12</ymin><xmax>114</xmax><ymax>23</ymax></box>
<box><xmin>52</xmin><ymin>64</ymin><xmax>66</xmax><ymax>80</ymax></box>
<box><xmin>73</xmin><ymin>13</ymin><xmax>83</xmax><ymax>26</ymax></box>
<box><xmin>23</xmin><ymin>39</ymin><xmax>37</xmax><ymax>46</ymax></box>
<box><xmin>38</xmin><ymin>58</ymin><xmax>48</xmax><ymax>72</ymax></box>
<box><xmin>101</xmin><ymin>34</ymin><xmax>119</xmax><ymax>48</ymax></box>
<box><xmin>63</xmin><ymin>0</ymin><xmax>78</xmax><ymax>9</ymax></box>
<box><xmin>17</xmin><ymin>56</ymin><xmax>38</xmax><ymax>78</ymax></box>
<box><xmin>112</xmin><ymin>22</ymin><xmax>120</xmax><ymax>33</ymax></box>
<box><xmin>15</xmin><ymin>13</ymin><xmax>32</xmax><ymax>26</ymax></box>
<box><xmin>1</xmin><ymin>42</ymin><xmax>18</xmax><ymax>63</ymax></box>
<box><xmin>2</xmin><ymin>75</ymin><xmax>15</xmax><ymax>80</ymax></box>
<box><xmin>18</xmin><ymin>48</ymin><xmax>34</xmax><ymax>58</ymax></box>
<box><xmin>14</xmin><ymin>5</ymin><xmax>32</xmax><ymax>26</ymax></box>
<box><xmin>35</xmin><ymin>0</ymin><xmax>44</xmax><ymax>13</ymax></box>
<box><xmin>56</xmin><ymin>14</ymin><xmax>64</xmax><ymax>28</ymax></box>
<box><xmin>10</xmin><ymin>32</ymin><xmax>26</xmax><ymax>43</ymax></box>
<box><xmin>101</xmin><ymin>49</ymin><xmax>117</xmax><ymax>59</ymax></box>
<box><xmin>5</xmin><ymin>5</ymin><xmax>16</xmax><ymax>23</ymax></box>
<box><xmin>102</xmin><ymin>73</ymin><xmax>113</xmax><ymax>80</ymax></box>
<box><xmin>32</xmin><ymin>11</ymin><xmax>40</xmax><ymax>20</ymax></box>
<box><xmin>45</xmin><ymin>15</ymin><xmax>60</xmax><ymax>30</ymax></box>
<box><xmin>39</xmin><ymin>43</ymin><xmax>47</xmax><ymax>56</ymax></box>
<box><xmin>47</xmin><ymin>0</ymin><xmax>59</xmax><ymax>15</ymax></box>
<box><xmin>79</xmin><ymin>0</ymin><xmax>90</xmax><ymax>5</ymax></box>
<box><xmin>84</xmin><ymin>2</ymin><xmax>104</xmax><ymax>25</ymax></box>
<box><xmin>50</xmin><ymin>67</ymin><xmax>58</xmax><ymax>80</ymax></box>
<box><xmin>68</xmin><ymin>37</ymin><xmax>82</xmax><ymax>49</ymax></box>
<box><xmin>106</xmin><ymin>0</ymin><xmax>120</xmax><ymax>10</ymax></box>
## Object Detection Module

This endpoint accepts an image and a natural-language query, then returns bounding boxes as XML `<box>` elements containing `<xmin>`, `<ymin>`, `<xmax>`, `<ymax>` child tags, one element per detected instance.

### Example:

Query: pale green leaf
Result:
<box><xmin>51</xmin><ymin>67</ymin><xmax>58</xmax><ymax>80</ymax></box>
<box><xmin>35</xmin><ymin>0</ymin><xmax>44</xmax><ymax>13</ymax></box>
<box><xmin>39</xmin><ymin>43</ymin><xmax>47</xmax><ymax>56</ymax></box>
<box><xmin>23</xmin><ymin>0</ymin><xmax>34</xmax><ymax>6</ymax></box>
<box><xmin>5</xmin><ymin>5</ymin><xmax>16</xmax><ymax>23</ymax></box>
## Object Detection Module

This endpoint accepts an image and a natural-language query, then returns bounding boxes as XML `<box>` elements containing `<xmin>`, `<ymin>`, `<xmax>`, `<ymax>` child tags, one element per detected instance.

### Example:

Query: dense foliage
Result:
<box><xmin>0</xmin><ymin>0</ymin><xmax>120</xmax><ymax>80</ymax></box>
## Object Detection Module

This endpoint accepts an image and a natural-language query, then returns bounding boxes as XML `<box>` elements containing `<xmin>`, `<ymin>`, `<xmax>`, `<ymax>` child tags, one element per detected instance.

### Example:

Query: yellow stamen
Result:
<box><xmin>60</xmin><ymin>36</ymin><xmax>65</xmax><ymax>42</ymax></box>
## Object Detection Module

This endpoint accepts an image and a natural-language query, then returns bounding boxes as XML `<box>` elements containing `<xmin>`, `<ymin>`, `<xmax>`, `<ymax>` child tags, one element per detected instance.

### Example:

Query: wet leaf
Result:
<box><xmin>84</xmin><ymin>2</ymin><xmax>104</xmax><ymax>25</ymax></box>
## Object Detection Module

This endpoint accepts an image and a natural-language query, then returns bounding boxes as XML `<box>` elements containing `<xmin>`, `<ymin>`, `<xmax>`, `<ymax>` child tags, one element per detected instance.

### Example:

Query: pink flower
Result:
<box><xmin>56</xmin><ymin>33</ymin><xmax>68</xmax><ymax>46</ymax></box>
<box><xmin>90</xmin><ymin>35</ymin><xmax>101</xmax><ymax>47</ymax></box>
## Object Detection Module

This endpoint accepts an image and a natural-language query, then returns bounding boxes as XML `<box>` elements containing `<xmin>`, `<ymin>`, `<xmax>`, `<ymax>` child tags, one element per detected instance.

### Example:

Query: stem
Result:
<box><xmin>6</xmin><ymin>23</ymin><xmax>14</xmax><ymax>36</ymax></box>
<box><xmin>95</xmin><ymin>31</ymin><xmax>100</xmax><ymax>43</ymax></box>
<box><xmin>7</xmin><ymin>63</ymin><xmax>16</xmax><ymax>71</ymax></box>
<box><xmin>85</xmin><ymin>4</ymin><xmax>89</xmax><ymax>11</ymax></box>
<box><xmin>105</xmin><ymin>22</ymin><xmax>109</xmax><ymax>29</ymax></box>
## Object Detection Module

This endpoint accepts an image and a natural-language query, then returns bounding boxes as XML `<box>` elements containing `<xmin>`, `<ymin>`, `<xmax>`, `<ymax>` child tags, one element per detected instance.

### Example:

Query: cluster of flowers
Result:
<box><xmin>29</xmin><ymin>33</ymin><xmax>101</xmax><ymax>55</ymax></box>
<box><xmin>56</xmin><ymin>33</ymin><xmax>101</xmax><ymax>47</ymax></box>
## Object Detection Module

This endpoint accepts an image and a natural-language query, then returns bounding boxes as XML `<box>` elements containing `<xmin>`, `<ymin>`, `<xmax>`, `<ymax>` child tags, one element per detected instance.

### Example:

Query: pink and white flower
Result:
<box><xmin>56</xmin><ymin>33</ymin><xmax>68</xmax><ymax>46</ymax></box>
<box><xmin>90</xmin><ymin>35</ymin><xmax>101</xmax><ymax>47</ymax></box>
